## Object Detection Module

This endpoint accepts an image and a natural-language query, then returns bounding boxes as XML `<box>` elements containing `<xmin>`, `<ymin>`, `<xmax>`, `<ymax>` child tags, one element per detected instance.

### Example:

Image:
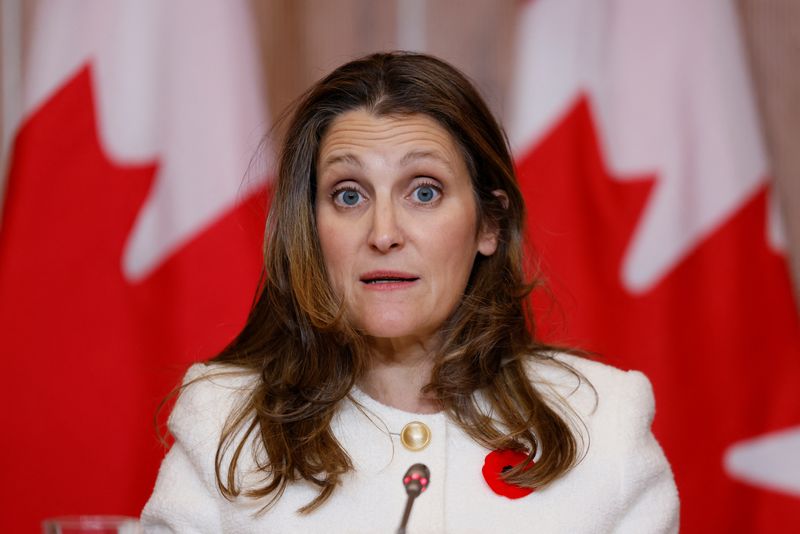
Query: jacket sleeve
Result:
<box><xmin>140</xmin><ymin>364</ymin><xmax>248</xmax><ymax>533</ymax></box>
<box><xmin>613</xmin><ymin>370</ymin><xmax>680</xmax><ymax>533</ymax></box>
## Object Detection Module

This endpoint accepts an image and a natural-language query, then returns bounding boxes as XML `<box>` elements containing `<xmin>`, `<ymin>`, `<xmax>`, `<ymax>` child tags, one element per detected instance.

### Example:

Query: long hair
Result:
<box><xmin>209</xmin><ymin>51</ymin><xmax>585</xmax><ymax>512</ymax></box>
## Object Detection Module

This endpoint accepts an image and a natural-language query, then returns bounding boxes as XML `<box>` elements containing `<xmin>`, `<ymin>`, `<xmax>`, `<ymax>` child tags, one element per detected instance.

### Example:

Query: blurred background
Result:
<box><xmin>1</xmin><ymin>1</ymin><xmax>798</xmax><ymax>532</ymax></box>
<box><xmin>4</xmin><ymin>0</ymin><xmax>800</xmax><ymax>270</ymax></box>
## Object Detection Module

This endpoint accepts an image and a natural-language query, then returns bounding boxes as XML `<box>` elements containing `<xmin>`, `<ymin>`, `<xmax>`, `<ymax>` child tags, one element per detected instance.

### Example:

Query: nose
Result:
<box><xmin>368</xmin><ymin>199</ymin><xmax>404</xmax><ymax>253</ymax></box>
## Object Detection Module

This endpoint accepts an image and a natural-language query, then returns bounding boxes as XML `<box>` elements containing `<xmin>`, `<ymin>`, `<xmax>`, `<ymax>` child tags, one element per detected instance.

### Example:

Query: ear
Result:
<box><xmin>477</xmin><ymin>189</ymin><xmax>507</xmax><ymax>256</ymax></box>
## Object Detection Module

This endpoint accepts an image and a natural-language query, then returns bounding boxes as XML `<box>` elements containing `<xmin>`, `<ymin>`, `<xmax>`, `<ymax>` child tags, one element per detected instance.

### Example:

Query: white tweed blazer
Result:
<box><xmin>141</xmin><ymin>354</ymin><xmax>679</xmax><ymax>533</ymax></box>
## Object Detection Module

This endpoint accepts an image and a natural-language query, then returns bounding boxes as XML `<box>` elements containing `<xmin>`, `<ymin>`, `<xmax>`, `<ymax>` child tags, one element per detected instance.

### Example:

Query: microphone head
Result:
<box><xmin>402</xmin><ymin>463</ymin><xmax>431</xmax><ymax>496</ymax></box>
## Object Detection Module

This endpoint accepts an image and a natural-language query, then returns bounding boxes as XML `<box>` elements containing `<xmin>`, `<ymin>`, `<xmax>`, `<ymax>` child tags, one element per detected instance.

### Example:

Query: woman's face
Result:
<box><xmin>315</xmin><ymin>110</ymin><xmax>498</xmax><ymax>346</ymax></box>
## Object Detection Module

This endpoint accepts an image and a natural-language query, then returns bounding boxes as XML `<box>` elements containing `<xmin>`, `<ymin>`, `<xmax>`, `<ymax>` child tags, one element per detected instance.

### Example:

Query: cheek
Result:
<box><xmin>425</xmin><ymin>215</ymin><xmax>480</xmax><ymax>287</ymax></box>
<box><xmin>316</xmin><ymin>220</ymin><xmax>351</xmax><ymax>291</ymax></box>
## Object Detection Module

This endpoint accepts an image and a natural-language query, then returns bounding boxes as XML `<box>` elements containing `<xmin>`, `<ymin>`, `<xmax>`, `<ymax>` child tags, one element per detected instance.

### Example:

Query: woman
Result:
<box><xmin>142</xmin><ymin>52</ymin><xmax>679</xmax><ymax>533</ymax></box>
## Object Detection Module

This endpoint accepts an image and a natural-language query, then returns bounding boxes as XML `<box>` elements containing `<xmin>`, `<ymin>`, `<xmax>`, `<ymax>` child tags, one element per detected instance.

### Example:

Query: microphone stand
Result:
<box><xmin>396</xmin><ymin>463</ymin><xmax>430</xmax><ymax>534</ymax></box>
<box><xmin>397</xmin><ymin>492</ymin><xmax>418</xmax><ymax>534</ymax></box>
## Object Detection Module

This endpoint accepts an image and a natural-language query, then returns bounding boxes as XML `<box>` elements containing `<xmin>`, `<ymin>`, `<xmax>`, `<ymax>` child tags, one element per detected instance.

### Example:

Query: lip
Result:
<box><xmin>359</xmin><ymin>270</ymin><xmax>420</xmax><ymax>290</ymax></box>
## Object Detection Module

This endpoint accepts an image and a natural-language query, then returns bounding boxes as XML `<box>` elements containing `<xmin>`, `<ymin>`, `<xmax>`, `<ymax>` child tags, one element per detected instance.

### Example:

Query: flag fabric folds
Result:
<box><xmin>0</xmin><ymin>1</ymin><xmax>269</xmax><ymax>532</ymax></box>
<box><xmin>510</xmin><ymin>1</ymin><xmax>800</xmax><ymax>532</ymax></box>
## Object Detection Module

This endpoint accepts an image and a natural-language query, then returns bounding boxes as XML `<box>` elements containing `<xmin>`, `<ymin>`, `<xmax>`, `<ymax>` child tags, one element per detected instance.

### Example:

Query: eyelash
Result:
<box><xmin>329</xmin><ymin>179</ymin><xmax>443</xmax><ymax>208</ymax></box>
<box><xmin>410</xmin><ymin>180</ymin><xmax>442</xmax><ymax>204</ymax></box>
<box><xmin>330</xmin><ymin>185</ymin><xmax>364</xmax><ymax>207</ymax></box>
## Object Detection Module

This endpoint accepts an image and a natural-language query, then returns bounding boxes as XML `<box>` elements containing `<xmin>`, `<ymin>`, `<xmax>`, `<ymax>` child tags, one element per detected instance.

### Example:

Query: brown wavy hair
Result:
<box><xmin>209</xmin><ymin>51</ymin><xmax>586</xmax><ymax>513</ymax></box>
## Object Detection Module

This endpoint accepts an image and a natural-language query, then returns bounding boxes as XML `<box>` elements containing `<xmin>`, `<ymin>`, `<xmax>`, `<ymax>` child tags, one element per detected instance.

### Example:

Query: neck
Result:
<box><xmin>358</xmin><ymin>337</ymin><xmax>441</xmax><ymax>414</ymax></box>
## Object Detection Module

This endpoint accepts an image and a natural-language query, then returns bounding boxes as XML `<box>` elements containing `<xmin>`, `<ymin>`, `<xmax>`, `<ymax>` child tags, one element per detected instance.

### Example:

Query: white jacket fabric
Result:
<box><xmin>141</xmin><ymin>354</ymin><xmax>679</xmax><ymax>533</ymax></box>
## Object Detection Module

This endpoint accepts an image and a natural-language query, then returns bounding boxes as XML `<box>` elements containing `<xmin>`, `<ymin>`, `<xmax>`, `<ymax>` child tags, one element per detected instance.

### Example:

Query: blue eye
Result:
<box><xmin>335</xmin><ymin>189</ymin><xmax>361</xmax><ymax>206</ymax></box>
<box><xmin>413</xmin><ymin>184</ymin><xmax>439</xmax><ymax>203</ymax></box>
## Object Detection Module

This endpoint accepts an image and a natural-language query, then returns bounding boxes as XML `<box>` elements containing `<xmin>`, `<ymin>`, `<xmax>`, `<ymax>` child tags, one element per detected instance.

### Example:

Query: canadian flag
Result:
<box><xmin>511</xmin><ymin>1</ymin><xmax>800</xmax><ymax>532</ymax></box>
<box><xmin>0</xmin><ymin>1</ymin><xmax>268</xmax><ymax>532</ymax></box>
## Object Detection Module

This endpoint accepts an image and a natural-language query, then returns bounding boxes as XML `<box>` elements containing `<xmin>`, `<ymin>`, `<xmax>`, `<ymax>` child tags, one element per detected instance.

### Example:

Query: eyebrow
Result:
<box><xmin>400</xmin><ymin>149</ymin><xmax>455</xmax><ymax>173</ymax></box>
<box><xmin>320</xmin><ymin>153</ymin><xmax>363</xmax><ymax>169</ymax></box>
<box><xmin>319</xmin><ymin>149</ymin><xmax>456</xmax><ymax>173</ymax></box>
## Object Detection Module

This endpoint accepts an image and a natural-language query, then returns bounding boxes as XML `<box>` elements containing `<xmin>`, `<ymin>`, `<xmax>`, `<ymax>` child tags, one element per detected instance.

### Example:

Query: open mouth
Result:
<box><xmin>361</xmin><ymin>277</ymin><xmax>419</xmax><ymax>284</ymax></box>
<box><xmin>359</xmin><ymin>272</ymin><xmax>420</xmax><ymax>285</ymax></box>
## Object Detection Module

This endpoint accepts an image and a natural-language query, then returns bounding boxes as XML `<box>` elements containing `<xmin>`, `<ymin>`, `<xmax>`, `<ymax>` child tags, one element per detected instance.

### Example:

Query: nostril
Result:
<box><xmin>368</xmin><ymin>228</ymin><xmax>404</xmax><ymax>252</ymax></box>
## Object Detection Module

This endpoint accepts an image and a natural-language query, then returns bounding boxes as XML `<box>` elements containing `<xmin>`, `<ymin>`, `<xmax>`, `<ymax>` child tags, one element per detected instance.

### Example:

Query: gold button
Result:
<box><xmin>400</xmin><ymin>421</ymin><xmax>431</xmax><ymax>452</ymax></box>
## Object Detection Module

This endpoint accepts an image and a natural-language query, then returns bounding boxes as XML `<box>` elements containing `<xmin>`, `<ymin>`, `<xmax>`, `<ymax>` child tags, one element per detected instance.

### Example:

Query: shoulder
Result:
<box><xmin>168</xmin><ymin>363</ymin><xmax>259</xmax><ymax>451</ymax></box>
<box><xmin>525</xmin><ymin>352</ymin><xmax>656</xmax><ymax>425</ymax></box>
<box><xmin>141</xmin><ymin>364</ymin><xmax>261</xmax><ymax>531</ymax></box>
<box><xmin>524</xmin><ymin>352</ymin><xmax>664</xmax><ymax>478</ymax></box>
<box><xmin>526</xmin><ymin>353</ymin><xmax>679</xmax><ymax>531</ymax></box>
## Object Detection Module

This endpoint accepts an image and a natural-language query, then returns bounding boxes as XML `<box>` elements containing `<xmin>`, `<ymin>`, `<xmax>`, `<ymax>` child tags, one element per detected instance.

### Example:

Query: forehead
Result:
<box><xmin>318</xmin><ymin>110</ymin><xmax>466</xmax><ymax>169</ymax></box>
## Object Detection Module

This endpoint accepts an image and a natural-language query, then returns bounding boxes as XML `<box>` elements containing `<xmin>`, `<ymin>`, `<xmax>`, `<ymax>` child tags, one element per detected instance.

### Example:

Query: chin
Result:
<box><xmin>356</xmin><ymin>313</ymin><xmax>431</xmax><ymax>341</ymax></box>
<box><xmin>360</xmin><ymin>322</ymin><xmax>421</xmax><ymax>340</ymax></box>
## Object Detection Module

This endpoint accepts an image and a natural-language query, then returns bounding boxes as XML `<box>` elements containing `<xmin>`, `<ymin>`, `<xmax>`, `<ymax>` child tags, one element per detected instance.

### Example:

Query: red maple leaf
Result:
<box><xmin>0</xmin><ymin>66</ymin><xmax>267</xmax><ymax>533</ymax></box>
<box><xmin>517</xmin><ymin>96</ymin><xmax>800</xmax><ymax>533</ymax></box>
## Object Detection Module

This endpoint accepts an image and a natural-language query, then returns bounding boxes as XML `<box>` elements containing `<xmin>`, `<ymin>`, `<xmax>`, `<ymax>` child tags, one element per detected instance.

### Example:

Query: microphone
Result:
<box><xmin>397</xmin><ymin>463</ymin><xmax>430</xmax><ymax>534</ymax></box>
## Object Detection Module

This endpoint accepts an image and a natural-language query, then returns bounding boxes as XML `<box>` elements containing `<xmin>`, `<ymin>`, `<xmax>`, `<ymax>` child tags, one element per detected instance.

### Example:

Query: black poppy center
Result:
<box><xmin>501</xmin><ymin>465</ymin><xmax>513</xmax><ymax>473</ymax></box>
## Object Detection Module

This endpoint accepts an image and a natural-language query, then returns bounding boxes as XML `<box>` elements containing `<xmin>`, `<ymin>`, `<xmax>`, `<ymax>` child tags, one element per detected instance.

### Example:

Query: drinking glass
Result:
<box><xmin>41</xmin><ymin>516</ymin><xmax>142</xmax><ymax>534</ymax></box>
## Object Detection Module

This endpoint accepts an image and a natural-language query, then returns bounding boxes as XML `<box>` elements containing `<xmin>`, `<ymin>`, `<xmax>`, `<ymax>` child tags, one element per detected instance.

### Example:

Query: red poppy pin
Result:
<box><xmin>482</xmin><ymin>449</ymin><xmax>535</xmax><ymax>499</ymax></box>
